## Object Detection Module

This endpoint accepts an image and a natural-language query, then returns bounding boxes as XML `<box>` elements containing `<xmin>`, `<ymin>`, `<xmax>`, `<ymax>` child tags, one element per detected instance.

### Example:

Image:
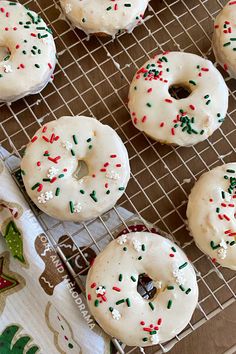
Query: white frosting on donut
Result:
<box><xmin>59</xmin><ymin>0</ymin><xmax>149</xmax><ymax>36</ymax></box>
<box><xmin>86</xmin><ymin>232</ymin><xmax>198</xmax><ymax>347</ymax></box>
<box><xmin>128</xmin><ymin>51</ymin><xmax>228</xmax><ymax>146</ymax></box>
<box><xmin>21</xmin><ymin>116</ymin><xmax>130</xmax><ymax>221</ymax></box>
<box><xmin>187</xmin><ymin>163</ymin><xmax>236</xmax><ymax>270</ymax></box>
<box><xmin>0</xmin><ymin>1</ymin><xmax>56</xmax><ymax>102</ymax></box>
<box><xmin>213</xmin><ymin>1</ymin><xmax>236</xmax><ymax>79</ymax></box>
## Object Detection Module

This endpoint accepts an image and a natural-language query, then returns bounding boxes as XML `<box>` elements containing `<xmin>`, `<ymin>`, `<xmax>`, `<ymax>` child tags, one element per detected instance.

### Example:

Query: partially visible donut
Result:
<box><xmin>213</xmin><ymin>1</ymin><xmax>236</xmax><ymax>78</ymax></box>
<box><xmin>0</xmin><ymin>1</ymin><xmax>56</xmax><ymax>102</ymax></box>
<box><xmin>128</xmin><ymin>51</ymin><xmax>228</xmax><ymax>146</ymax></box>
<box><xmin>21</xmin><ymin>116</ymin><xmax>130</xmax><ymax>222</ymax></box>
<box><xmin>86</xmin><ymin>232</ymin><xmax>198</xmax><ymax>347</ymax></box>
<box><xmin>59</xmin><ymin>0</ymin><xmax>150</xmax><ymax>37</ymax></box>
<box><xmin>187</xmin><ymin>163</ymin><xmax>236</xmax><ymax>270</ymax></box>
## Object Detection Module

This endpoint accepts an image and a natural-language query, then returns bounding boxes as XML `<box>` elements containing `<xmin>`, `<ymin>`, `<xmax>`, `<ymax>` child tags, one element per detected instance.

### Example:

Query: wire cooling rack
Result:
<box><xmin>1</xmin><ymin>0</ymin><xmax>236</xmax><ymax>353</ymax></box>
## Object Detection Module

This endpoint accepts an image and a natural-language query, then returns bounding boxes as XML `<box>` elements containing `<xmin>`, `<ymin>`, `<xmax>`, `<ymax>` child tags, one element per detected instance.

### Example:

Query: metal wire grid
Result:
<box><xmin>0</xmin><ymin>0</ymin><xmax>236</xmax><ymax>353</ymax></box>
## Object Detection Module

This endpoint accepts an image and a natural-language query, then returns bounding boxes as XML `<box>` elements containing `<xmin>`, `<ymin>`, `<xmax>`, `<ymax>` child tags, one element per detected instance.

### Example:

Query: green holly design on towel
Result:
<box><xmin>4</xmin><ymin>221</ymin><xmax>25</xmax><ymax>264</ymax></box>
<box><xmin>0</xmin><ymin>325</ymin><xmax>40</xmax><ymax>354</ymax></box>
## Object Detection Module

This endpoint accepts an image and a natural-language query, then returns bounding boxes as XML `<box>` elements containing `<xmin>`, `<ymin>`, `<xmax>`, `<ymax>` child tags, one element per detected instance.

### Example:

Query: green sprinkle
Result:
<box><xmin>87</xmin><ymin>138</ymin><xmax>92</xmax><ymax>143</ymax></box>
<box><xmin>80</xmin><ymin>189</ymin><xmax>85</xmax><ymax>194</ymax></box>
<box><xmin>149</xmin><ymin>302</ymin><xmax>154</xmax><ymax>311</ymax></box>
<box><xmin>167</xmin><ymin>285</ymin><xmax>174</xmax><ymax>290</ymax></box>
<box><xmin>142</xmin><ymin>244</ymin><xmax>146</xmax><ymax>251</ymax></box>
<box><xmin>123</xmin><ymin>247</ymin><xmax>127</xmax><ymax>251</ymax></box>
<box><xmin>150</xmin><ymin>331</ymin><xmax>157</xmax><ymax>335</ymax></box>
<box><xmin>31</xmin><ymin>182</ymin><xmax>40</xmax><ymax>190</ymax></box>
<box><xmin>216</xmin><ymin>207</ymin><xmax>220</xmax><ymax>213</ymax></box>
<box><xmin>146</xmin><ymin>103</ymin><xmax>152</xmax><ymax>107</ymax></box>
<box><xmin>189</xmin><ymin>80</ymin><xmax>196</xmax><ymax>86</ymax></box>
<box><xmin>223</xmin><ymin>42</ymin><xmax>231</xmax><ymax>47</ymax></box>
<box><xmin>42</xmin><ymin>178</ymin><xmax>50</xmax><ymax>182</ymax></box>
<box><xmin>167</xmin><ymin>300</ymin><xmax>173</xmax><ymax>309</ymax></box>
<box><xmin>90</xmin><ymin>191</ymin><xmax>98</xmax><ymax>202</ymax></box>
<box><xmin>71</xmin><ymin>149</ymin><xmax>75</xmax><ymax>156</ymax></box>
<box><xmin>94</xmin><ymin>299</ymin><xmax>99</xmax><ymax>307</ymax></box>
<box><xmin>230</xmin><ymin>241</ymin><xmax>236</xmax><ymax>246</ymax></box>
<box><xmin>171</xmin><ymin>246</ymin><xmax>176</xmax><ymax>252</ymax></box>
<box><xmin>55</xmin><ymin>187</ymin><xmax>60</xmax><ymax>196</ymax></box>
<box><xmin>179</xmin><ymin>285</ymin><xmax>185</xmax><ymax>292</ymax></box>
<box><xmin>73</xmin><ymin>135</ymin><xmax>78</xmax><ymax>144</ymax></box>
<box><xmin>118</xmin><ymin>187</ymin><xmax>125</xmax><ymax>191</ymax></box>
<box><xmin>119</xmin><ymin>274</ymin><xmax>123</xmax><ymax>282</ymax></box>
<box><xmin>179</xmin><ymin>262</ymin><xmax>188</xmax><ymax>269</ymax></box>
<box><xmin>106</xmin><ymin>190</ymin><xmax>110</xmax><ymax>195</ymax></box>
<box><xmin>142</xmin><ymin>338</ymin><xmax>148</xmax><ymax>342</ymax></box>
<box><xmin>130</xmin><ymin>276</ymin><xmax>136</xmax><ymax>282</ymax></box>
<box><xmin>185</xmin><ymin>288</ymin><xmax>191</xmax><ymax>294</ymax></box>
<box><xmin>138</xmin><ymin>256</ymin><xmax>142</xmax><ymax>260</ymax></box>
<box><xmin>69</xmin><ymin>201</ymin><xmax>74</xmax><ymax>213</ymax></box>
<box><xmin>126</xmin><ymin>298</ymin><xmax>131</xmax><ymax>307</ymax></box>
<box><xmin>226</xmin><ymin>169</ymin><xmax>235</xmax><ymax>173</ymax></box>
<box><xmin>109</xmin><ymin>307</ymin><xmax>113</xmax><ymax>312</ymax></box>
<box><xmin>210</xmin><ymin>241</ymin><xmax>220</xmax><ymax>250</ymax></box>
<box><xmin>116</xmin><ymin>299</ymin><xmax>125</xmax><ymax>305</ymax></box>
<box><xmin>58</xmin><ymin>174</ymin><xmax>64</xmax><ymax>178</ymax></box>
<box><xmin>35</xmin><ymin>64</ymin><xmax>40</xmax><ymax>68</ymax></box>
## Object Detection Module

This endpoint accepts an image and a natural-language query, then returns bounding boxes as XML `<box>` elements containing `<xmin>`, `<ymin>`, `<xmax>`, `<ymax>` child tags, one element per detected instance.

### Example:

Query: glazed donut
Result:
<box><xmin>187</xmin><ymin>163</ymin><xmax>236</xmax><ymax>270</ymax></box>
<box><xmin>128</xmin><ymin>51</ymin><xmax>228</xmax><ymax>146</ymax></box>
<box><xmin>21</xmin><ymin>116</ymin><xmax>130</xmax><ymax>222</ymax></box>
<box><xmin>86</xmin><ymin>232</ymin><xmax>198</xmax><ymax>347</ymax></box>
<box><xmin>213</xmin><ymin>1</ymin><xmax>236</xmax><ymax>78</ymax></box>
<box><xmin>0</xmin><ymin>1</ymin><xmax>56</xmax><ymax>102</ymax></box>
<box><xmin>59</xmin><ymin>0</ymin><xmax>149</xmax><ymax>37</ymax></box>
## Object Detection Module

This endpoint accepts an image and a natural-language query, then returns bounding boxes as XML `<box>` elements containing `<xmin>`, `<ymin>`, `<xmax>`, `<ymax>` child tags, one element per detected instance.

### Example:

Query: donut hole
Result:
<box><xmin>168</xmin><ymin>84</ymin><xmax>191</xmax><ymax>100</ymax></box>
<box><xmin>137</xmin><ymin>273</ymin><xmax>157</xmax><ymax>300</ymax></box>
<box><xmin>0</xmin><ymin>46</ymin><xmax>11</xmax><ymax>62</ymax></box>
<box><xmin>73</xmin><ymin>160</ymin><xmax>89</xmax><ymax>180</ymax></box>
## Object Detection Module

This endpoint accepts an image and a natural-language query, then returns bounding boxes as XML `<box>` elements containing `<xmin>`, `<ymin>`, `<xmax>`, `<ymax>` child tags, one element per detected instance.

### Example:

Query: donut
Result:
<box><xmin>187</xmin><ymin>163</ymin><xmax>236</xmax><ymax>270</ymax></box>
<box><xmin>128</xmin><ymin>51</ymin><xmax>228</xmax><ymax>146</ymax></box>
<box><xmin>59</xmin><ymin>0</ymin><xmax>150</xmax><ymax>37</ymax></box>
<box><xmin>213</xmin><ymin>1</ymin><xmax>236</xmax><ymax>78</ymax></box>
<box><xmin>0</xmin><ymin>1</ymin><xmax>56</xmax><ymax>102</ymax></box>
<box><xmin>86</xmin><ymin>232</ymin><xmax>198</xmax><ymax>347</ymax></box>
<box><xmin>21</xmin><ymin>116</ymin><xmax>130</xmax><ymax>222</ymax></box>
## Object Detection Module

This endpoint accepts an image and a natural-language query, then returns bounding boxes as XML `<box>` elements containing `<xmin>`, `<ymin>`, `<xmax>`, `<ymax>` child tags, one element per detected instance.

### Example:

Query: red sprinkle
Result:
<box><xmin>42</xmin><ymin>126</ymin><xmax>47</xmax><ymax>133</ymax></box>
<box><xmin>37</xmin><ymin>184</ymin><xmax>43</xmax><ymax>192</ymax></box>
<box><xmin>140</xmin><ymin>321</ymin><xmax>145</xmax><ymax>325</ymax></box>
<box><xmin>88</xmin><ymin>294</ymin><xmax>91</xmax><ymax>301</ymax></box>
<box><xmin>50</xmin><ymin>177</ymin><xmax>57</xmax><ymax>184</ymax></box>
<box><xmin>91</xmin><ymin>282</ymin><xmax>96</xmax><ymax>289</ymax></box>
<box><xmin>42</xmin><ymin>136</ymin><xmax>49</xmax><ymax>142</ymax></box>
<box><xmin>157</xmin><ymin>318</ymin><xmax>162</xmax><ymax>325</ymax></box>
<box><xmin>31</xmin><ymin>136</ymin><xmax>38</xmax><ymax>143</ymax></box>
<box><xmin>165</xmin><ymin>98</ymin><xmax>173</xmax><ymax>103</ymax></box>
<box><xmin>37</xmin><ymin>161</ymin><xmax>41</xmax><ymax>167</ymax></box>
<box><xmin>189</xmin><ymin>104</ymin><xmax>195</xmax><ymax>111</ymax></box>
<box><xmin>110</xmin><ymin>154</ymin><xmax>117</xmax><ymax>158</ymax></box>
<box><xmin>112</xmin><ymin>287</ymin><xmax>121</xmax><ymax>292</ymax></box>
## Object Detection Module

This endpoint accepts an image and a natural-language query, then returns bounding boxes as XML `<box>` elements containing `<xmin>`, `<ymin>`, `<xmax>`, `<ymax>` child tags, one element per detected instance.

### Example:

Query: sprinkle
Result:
<box><xmin>167</xmin><ymin>300</ymin><xmax>173</xmax><ymax>309</ymax></box>
<box><xmin>69</xmin><ymin>201</ymin><xmax>74</xmax><ymax>213</ymax></box>
<box><xmin>179</xmin><ymin>262</ymin><xmax>188</xmax><ymax>269</ymax></box>
<box><xmin>185</xmin><ymin>288</ymin><xmax>191</xmax><ymax>294</ymax></box>
<box><xmin>112</xmin><ymin>286</ymin><xmax>121</xmax><ymax>292</ymax></box>
<box><xmin>130</xmin><ymin>276</ymin><xmax>136</xmax><ymax>282</ymax></box>
<box><xmin>171</xmin><ymin>246</ymin><xmax>176</xmax><ymax>252</ymax></box>
<box><xmin>149</xmin><ymin>302</ymin><xmax>154</xmax><ymax>311</ymax></box>
<box><xmin>91</xmin><ymin>282</ymin><xmax>96</xmax><ymax>288</ymax></box>
<box><xmin>90</xmin><ymin>190</ymin><xmax>98</xmax><ymax>202</ymax></box>
<box><xmin>94</xmin><ymin>300</ymin><xmax>99</xmax><ymax>307</ymax></box>
<box><xmin>119</xmin><ymin>274</ymin><xmax>123</xmax><ymax>282</ymax></box>
<box><xmin>31</xmin><ymin>182</ymin><xmax>40</xmax><ymax>190</ymax></box>
<box><xmin>126</xmin><ymin>298</ymin><xmax>131</xmax><ymax>307</ymax></box>
<box><xmin>116</xmin><ymin>299</ymin><xmax>125</xmax><ymax>305</ymax></box>
<box><xmin>73</xmin><ymin>135</ymin><xmax>78</xmax><ymax>144</ymax></box>
<box><xmin>142</xmin><ymin>244</ymin><xmax>146</xmax><ymax>251</ymax></box>
<box><xmin>55</xmin><ymin>188</ymin><xmax>60</xmax><ymax>196</ymax></box>
<box><xmin>167</xmin><ymin>285</ymin><xmax>174</xmax><ymax>290</ymax></box>
<box><xmin>31</xmin><ymin>136</ymin><xmax>38</xmax><ymax>143</ymax></box>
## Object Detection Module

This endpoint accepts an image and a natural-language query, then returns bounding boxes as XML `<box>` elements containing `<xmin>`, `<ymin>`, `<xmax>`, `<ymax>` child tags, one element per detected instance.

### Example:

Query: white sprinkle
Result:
<box><xmin>106</xmin><ymin>170</ymin><xmax>120</xmax><ymax>180</ymax></box>
<box><xmin>217</xmin><ymin>248</ymin><xmax>227</xmax><ymax>260</ymax></box>
<box><xmin>38</xmin><ymin>193</ymin><xmax>47</xmax><ymax>204</ymax></box>
<box><xmin>47</xmin><ymin>166</ymin><xmax>59</xmax><ymax>179</ymax></box>
<box><xmin>4</xmin><ymin>64</ymin><xmax>12</xmax><ymax>73</ymax></box>
<box><xmin>74</xmin><ymin>202</ymin><xmax>82</xmax><ymax>213</ymax></box>
<box><xmin>62</xmin><ymin>141</ymin><xmax>73</xmax><ymax>150</ymax></box>
<box><xmin>132</xmin><ymin>239</ymin><xmax>142</xmax><ymax>252</ymax></box>
<box><xmin>219</xmin><ymin>239</ymin><xmax>227</xmax><ymax>250</ymax></box>
<box><xmin>111</xmin><ymin>308</ymin><xmax>121</xmax><ymax>320</ymax></box>
<box><xmin>44</xmin><ymin>191</ymin><xmax>54</xmax><ymax>201</ymax></box>
<box><xmin>65</xmin><ymin>3</ymin><xmax>72</xmax><ymax>13</ymax></box>
<box><xmin>150</xmin><ymin>333</ymin><xmax>159</xmax><ymax>344</ymax></box>
<box><xmin>172</xmin><ymin>263</ymin><xmax>186</xmax><ymax>285</ymax></box>
<box><xmin>117</xmin><ymin>235</ymin><xmax>127</xmax><ymax>245</ymax></box>
<box><xmin>96</xmin><ymin>286</ymin><xmax>106</xmax><ymax>295</ymax></box>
